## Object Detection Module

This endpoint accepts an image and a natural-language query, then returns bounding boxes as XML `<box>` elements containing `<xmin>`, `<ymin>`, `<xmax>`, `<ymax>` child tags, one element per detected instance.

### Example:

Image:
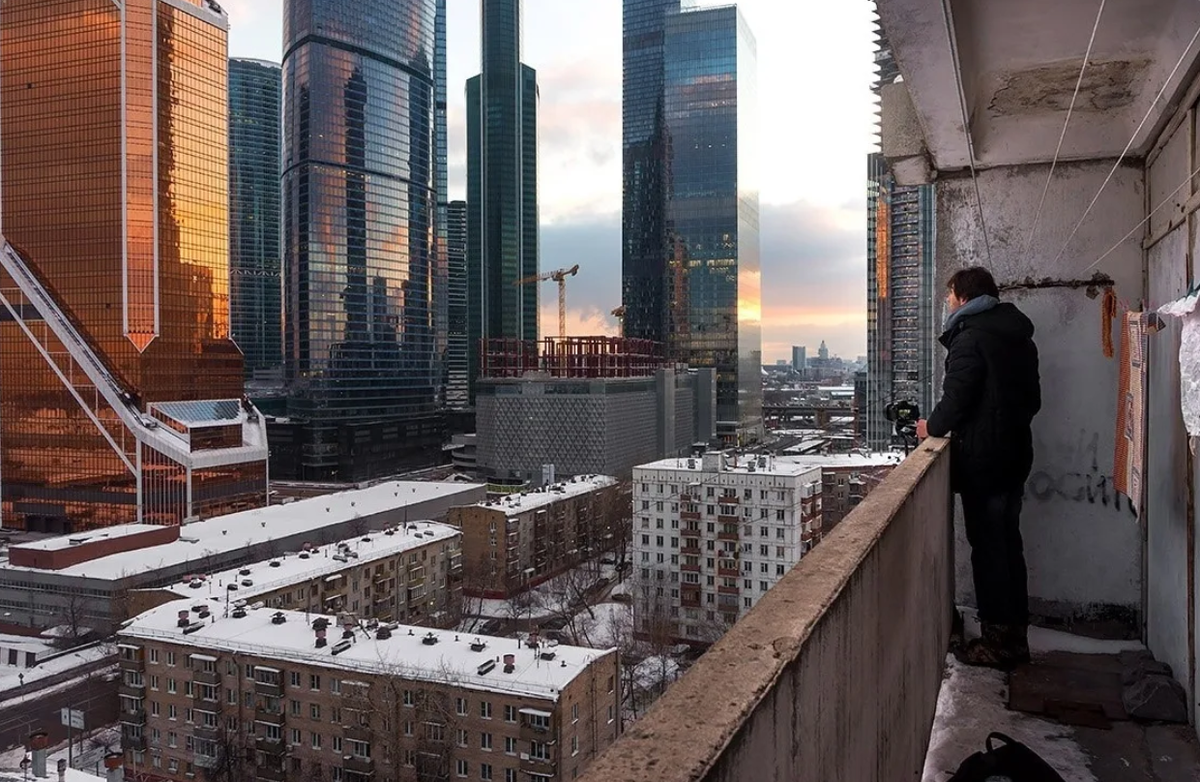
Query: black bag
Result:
<box><xmin>947</xmin><ymin>732</ymin><xmax>1068</xmax><ymax>782</ymax></box>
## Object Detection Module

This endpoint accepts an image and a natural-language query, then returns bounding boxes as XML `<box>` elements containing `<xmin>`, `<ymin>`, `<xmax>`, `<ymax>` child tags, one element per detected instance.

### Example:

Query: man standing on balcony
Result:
<box><xmin>916</xmin><ymin>266</ymin><xmax>1041</xmax><ymax>670</ymax></box>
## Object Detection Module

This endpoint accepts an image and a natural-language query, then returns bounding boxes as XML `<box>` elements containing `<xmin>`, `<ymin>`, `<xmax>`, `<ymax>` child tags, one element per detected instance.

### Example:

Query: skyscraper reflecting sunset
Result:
<box><xmin>0</xmin><ymin>0</ymin><xmax>268</xmax><ymax>532</ymax></box>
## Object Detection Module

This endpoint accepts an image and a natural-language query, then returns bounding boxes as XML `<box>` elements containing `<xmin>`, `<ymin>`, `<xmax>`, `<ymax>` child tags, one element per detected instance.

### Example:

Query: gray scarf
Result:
<box><xmin>942</xmin><ymin>294</ymin><xmax>999</xmax><ymax>338</ymax></box>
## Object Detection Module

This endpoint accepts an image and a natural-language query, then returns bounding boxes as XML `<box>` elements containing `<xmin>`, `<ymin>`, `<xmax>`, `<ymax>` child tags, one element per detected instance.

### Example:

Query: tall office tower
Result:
<box><xmin>229</xmin><ymin>58</ymin><xmax>283</xmax><ymax>381</ymax></box>
<box><xmin>0</xmin><ymin>0</ymin><xmax>269</xmax><ymax>532</ymax></box>
<box><xmin>282</xmin><ymin>0</ymin><xmax>442</xmax><ymax>481</ymax></box>
<box><xmin>792</xmin><ymin>346</ymin><xmax>806</xmax><ymax>372</ymax></box>
<box><xmin>660</xmin><ymin>5</ymin><xmax>762</xmax><ymax>444</ymax></box>
<box><xmin>433</xmin><ymin>0</ymin><xmax>450</xmax><ymax>407</ymax></box>
<box><xmin>446</xmin><ymin>201</ymin><xmax>470</xmax><ymax>409</ymax></box>
<box><xmin>466</xmin><ymin>0</ymin><xmax>539</xmax><ymax>402</ymax></box>
<box><xmin>865</xmin><ymin>26</ymin><xmax>935</xmax><ymax>450</ymax></box>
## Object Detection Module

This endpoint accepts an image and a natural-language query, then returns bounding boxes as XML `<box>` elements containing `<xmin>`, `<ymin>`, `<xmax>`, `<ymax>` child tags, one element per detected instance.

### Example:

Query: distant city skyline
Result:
<box><xmin>221</xmin><ymin>0</ymin><xmax>876</xmax><ymax>361</ymax></box>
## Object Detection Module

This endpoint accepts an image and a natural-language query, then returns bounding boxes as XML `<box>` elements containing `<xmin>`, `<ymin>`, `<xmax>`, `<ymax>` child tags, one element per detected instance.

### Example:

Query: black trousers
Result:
<box><xmin>961</xmin><ymin>489</ymin><xmax>1029</xmax><ymax>627</ymax></box>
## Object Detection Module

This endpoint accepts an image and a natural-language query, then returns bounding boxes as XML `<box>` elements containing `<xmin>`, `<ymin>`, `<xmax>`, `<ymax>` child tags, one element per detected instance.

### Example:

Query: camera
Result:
<box><xmin>884</xmin><ymin>400</ymin><xmax>921</xmax><ymax>441</ymax></box>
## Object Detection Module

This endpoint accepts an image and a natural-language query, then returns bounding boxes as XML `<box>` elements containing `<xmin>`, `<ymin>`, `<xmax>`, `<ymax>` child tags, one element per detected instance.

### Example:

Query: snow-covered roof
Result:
<box><xmin>472</xmin><ymin>475</ymin><xmax>618</xmax><ymax>517</ymax></box>
<box><xmin>121</xmin><ymin>603</ymin><xmax>615</xmax><ymax>701</ymax></box>
<box><xmin>5</xmin><ymin>481</ymin><xmax>483</xmax><ymax>581</ymax></box>
<box><xmin>635</xmin><ymin>456</ymin><xmax>823</xmax><ymax>479</ymax></box>
<box><xmin>15</xmin><ymin>524</ymin><xmax>162</xmax><ymax>552</ymax></box>
<box><xmin>158</xmin><ymin>522</ymin><xmax>460</xmax><ymax>602</ymax></box>
<box><xmin>776</xmin><ymin>452</ymin><xmax>903</xmax><ymax>468</ymax></box>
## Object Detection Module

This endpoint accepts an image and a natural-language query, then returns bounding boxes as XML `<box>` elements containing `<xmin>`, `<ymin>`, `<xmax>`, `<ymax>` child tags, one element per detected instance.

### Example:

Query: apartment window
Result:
<box><xmin>456</xmin><ymin>729</ymin><xmax>468</xmax><ymax>747</ymax></box>
<box><xmin>504</xmin><ymin>736</ymin><xmax>516</xmax><ymax>755</ymax></box>
<box><xmin>744</xmin><ymin>597</ymin><xmax>753</xmax><ymax>608</ymax></box>
<box><xmin>184</xmin><ymin>681</ymin><xmax>193</xmax><ymax>698</ymax></box>
<box><xmin>743</xmin><ymin>579</ymin><xmax>752</xmax><ymax>589</ymax></box>
<box><xmin>150</xmin><ymin>702</ymin><xmax>160</xmax><ymax>717</ymax></box>
<box><xmin>777</xmin><ymin>546</ymin><xmax>785</xmax><ymax>558</ymax></box>
<box><xmin>607</xmin><ymin>675</ymin><xmax>615</xmax><ymax>693</ymax></box>
<box><xmin>504</xmin><ymin>705</ymin><xmax>517</xmax><ymax>722</ymax></box>
<box><xmin>456</xmin><ymin>759</ymin><xmax>469</xmax><ymax>778</ymax></box>
<box><xmin>759</xmin><ymin>545</ymin><xmax>768</xmax><ymax>556</ymax></box>
<box><xmin>480</xmin><ymin>764</ymin><xmax>493</xmax><ymax>781</ymax></box>
<box><xmin>166</xmin><ymin>652</ymin><xmax>176</xmax><ymax>667</ymax></box>
<box><xmin>641</xmin><ymin>501</ymin><xmax>649</xmax><ymax>510</ymax></box>
<box><xmin>641</xmin><ymin>552</ymin><xmax>649</xmax><ymax>562</ymax></box>
<box><xmin>404</xmin><ymin>721</ymin><xmax>414</xmax><ymax>737</ymax></box>
<box><xmin>777</xmin><ymin>565</ymin><xmax>786</xmax><ymax>576</ymax></box>
<box><xmin>656</xmin><ymin>518</ymin><xmax>664</xmax><ymax>529</ymax></box>
<box><xmin>426</xmin><ymin>723</ymin><xmax>445</xmax><ymax>742</ymax></box>
<box><xmin>505</xmin><ymin>771</ymin><xmax>516</xmax><ymax>782</ymax></box>
<box><xmin>761</xmin><ymin>563</ymin><xmax>769</xmax><ymax>573</ymax></box>
<box><xmin>777</xmin><ymin>528</ymin><xmax>786</xmax><ymax>540</ymax></box>
<box><xmin>331</xmin><ymin>679</ymin><xmax>341</xmax><ymax>694</ymax></box>
<box><xmin>331</xmin><ymin>707</ymin><xmax>341</xmax><ymax>724</ymax></box>
<box><xmin>167</xmin><ymin>732</ymin><xmax>177</xmax><ymax>748</ymax></box>
<box><xmin>311</xmin><ymin>733</ymin><xmax>321</xmax><ymax>750</ymax></box>
<box><xmin>571</xmin><ymin>703</ymin><xmax>579</xmax><ymax>723</ymax></box>
<box><xmin>331</xmin><ymin>768</ymin><xmax>342</xmax><ymax>782</ymax></box>
<box><xmin>290</xmin><ymin>700</ymin><xmax>300</xmax><ymax>716</ymax></box>
<box><xmin>640</xmin><ymin>535</ymin><xmax>649</xmax><ymax>546</ymax></box>
<box><xmin>244</xmin><ymin>664</ymin><xmax>255</xmax><ymax>680</ymax></box>
<box><xmin>530</xmin><ymin>741</ymin><xmax>550</xmax><ymax>760</ymax></box>
<box><xmin>655</xmin><ymin>502</ymin><xmax>663</xmax><ymax>512</ymax></box>
<box><xmin>290</xmin><ymin>729</ymin><xmax>301</xmax><ymax>745</ymax></box>
<box><xmin>479</xmin><ymin>701</ymin><xmax>492</xmax><ymax>719</ymax></box>
<box><xmin>572</xmin><ymin>735</ymin><xmax>579</xmax><ymax>756</ymax></box>
<box><xmin>264</xmin><ymin>724</ymin><xmax>282</xmax><ymax>741</ymax></box>
<box><xmin>480</xmin><ymin>732</ymin><xmax>492</xmax><ymax>750</ymax></box>
<box><xmin>607</xmin><ymin>705</ymin><xmax>615</xmax><ymax>723</ymax></box>
<box><xmin>759</xmin><ymin>526</ymin><xmax>768</xmax><ymax>537</ymax></box>
<box><xmin>149</xmin><ymin>675</ymin><xmax>159</xmax><ymax>691</ymax></box>
<box><xmin>706</xmin><ymin>487</ymin><xmax>715</xmax><ymax>497</ymax></box>
<box><xmin>761</xmin><ymin>581</ymin><xmax>769</xmax><ymax>592</ymax></box>
<box><xmin>168</xmin><ymin>704</ymin><xmax>177</xmax><ymax>720</ymax></box>
<box><xmin>655</xmin><ymin>535</ymin><xmax>663</xmax><ymax>547</ymax></box>
<box><xmin>167</xmin><ymin>760</ymin><xmax>178</xmax><ymax>773</ymax></box>
<box><xmin>456</xmin><ymin>697</ymin><xmax>468</xmax><ymax>716</ymax></box>
<box><xmin>310</xmin><ymin>704</ymin><xmax>321</xmax><ymax>720</ymax></box>
<box><xmin>760</xmin><ymin>508</ymin><xmax>769</xmax><ymax>519</ymax></box>
<box><xmin>149</xmin><ymin>648</ymin><xmax>159</xmax><ymax>664</ymax></box>
<box><xmin>309</xmin><ymin>674</ymin><xmax>320</xmax><ymax>691</ymax></box>
<box><xmin>332</xmin><ymin>736</ymin><xmax>343</xmax><ymax>754</ymax></box>
<box><xmin>166</xmin><ymin>678</ymin><xmax>176</xmax><ymax>695</ymax></box>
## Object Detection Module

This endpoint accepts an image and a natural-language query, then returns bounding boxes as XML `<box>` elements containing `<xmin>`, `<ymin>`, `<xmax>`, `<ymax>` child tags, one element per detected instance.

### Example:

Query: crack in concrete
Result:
<box><xmin>1000</xmin><ymin>272</ymin><xmax>1115</xmax><ymax>299</ymax></box>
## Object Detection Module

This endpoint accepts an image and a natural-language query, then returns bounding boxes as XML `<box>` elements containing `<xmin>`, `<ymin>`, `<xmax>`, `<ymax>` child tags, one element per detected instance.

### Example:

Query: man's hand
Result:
<box><xmin>916</xmin><ymin>419</ymin><xmax>929</xmax><ymax>440</ymax></box>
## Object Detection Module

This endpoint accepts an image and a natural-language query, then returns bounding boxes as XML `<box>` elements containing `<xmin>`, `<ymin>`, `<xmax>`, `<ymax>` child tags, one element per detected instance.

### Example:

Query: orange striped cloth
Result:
<box><xmin>1114</xmin><ymin>312</ymin><xmax>1147</xmax><ymax>516</ymax></box>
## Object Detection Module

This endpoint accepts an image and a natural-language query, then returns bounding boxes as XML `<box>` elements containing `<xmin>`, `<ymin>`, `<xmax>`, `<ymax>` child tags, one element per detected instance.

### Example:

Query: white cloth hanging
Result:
<box><xmin>1158</xmin><ymin>290</ymin><xmax>1200</xmax><ymax>443</ymax></box>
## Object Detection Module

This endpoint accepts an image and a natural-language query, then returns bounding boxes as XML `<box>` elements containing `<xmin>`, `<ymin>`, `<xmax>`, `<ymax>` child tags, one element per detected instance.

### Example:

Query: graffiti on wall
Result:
<box><xmin>1025</xmin><ymin>429</ymin><xmax>1136</xmax><ymax>515</ymax></box>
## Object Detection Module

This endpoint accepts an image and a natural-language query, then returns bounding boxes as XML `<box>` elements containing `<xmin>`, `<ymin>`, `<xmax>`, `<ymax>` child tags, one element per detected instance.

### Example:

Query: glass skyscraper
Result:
<box><xmin>0</xmin><ymin>0</ymin><xmax>268</xmax><ymax>531</ymax></box>
<box><xmin>282</xmin><ymin>0</ymin><xmax>442</xmax><ymax>480</ymax></box>
<box><xmin>622</xmin><ymin>2</ymin><xmax>762</xmax><ymax>443</ymax></box>
<box><xmin>434</xmin><ymin>0</ymin><xmax>450</xmax><ymax>407</ymax></box>
<box><xmin>447</xmin><ymin>201</ymin><xmax>470</xmax><ymax>409</ymax></box>
<box><xmin>466</xmin><ymin>0</ymin><xmax>539</xmax><ymax>401</ymax></box>
<box><xmin>229</xmin><ymin>58</ymin><xmax>283</xmax><ymax>380</ymax></box>
<box><xmin>866</xmin><ymin>27</ymin><xmax>936</xmax><ymax>449</ymax></box>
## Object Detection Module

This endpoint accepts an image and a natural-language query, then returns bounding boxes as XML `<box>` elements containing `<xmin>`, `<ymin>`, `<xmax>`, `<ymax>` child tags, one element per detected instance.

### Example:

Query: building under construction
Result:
<box><xmin>475</xmin><ymin>337</ymin><xmax>716</xmax><ymax>485</ymax></box>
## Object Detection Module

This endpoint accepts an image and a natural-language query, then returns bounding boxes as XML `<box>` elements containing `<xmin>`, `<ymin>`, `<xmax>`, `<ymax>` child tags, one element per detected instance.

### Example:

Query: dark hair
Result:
<box><xmin>947</xmin><ymin>267</ymin><xmax>999</xmax><ymax>301</ymax></box>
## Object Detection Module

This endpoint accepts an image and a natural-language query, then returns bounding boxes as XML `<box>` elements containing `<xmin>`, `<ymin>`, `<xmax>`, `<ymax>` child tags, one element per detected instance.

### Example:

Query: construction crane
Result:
<box><xmin>515</xmin><ymin>264</ymin><xmax>580</xmax><ymax>340</ymax></box>
<box><xmin>611</xmin><ymin>305</ymin><xmax>626</xmax><ymax>337</ymax></box>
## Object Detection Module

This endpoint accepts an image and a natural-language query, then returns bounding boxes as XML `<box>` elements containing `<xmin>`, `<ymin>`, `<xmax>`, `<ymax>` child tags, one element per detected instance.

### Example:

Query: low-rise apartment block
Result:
<box><xmin>448</xmin><ymin>476</ymin><xmax>622</xmax><ymax>599</ymax></box>
<box><xmin>117</xmin><ymin>603</ymin><xmax>620</xmax><ymax>782</ymax></box>
<box><xmin>781</xmin><ymin>453</ymin><xmax>902</xmax><ymax>533</ymax></box>
<box><xmin>631</xmin><ymin>453</ymin><xmax>822</xmax><ymax>643</ymax></box>
<box><xmin>128</xmin><ymin>522</ymin><xmax>463</xmax><ymax>628</ymax></box>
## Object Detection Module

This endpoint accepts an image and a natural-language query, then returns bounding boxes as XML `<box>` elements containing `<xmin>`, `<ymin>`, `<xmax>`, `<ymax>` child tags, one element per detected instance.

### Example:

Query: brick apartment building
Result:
<box><xmin>117</xmin><ymin>603</ymin><xmax>620</xmax><ymax>782</ymax></box>
<box><xmin>630</xmin><ymin>453</ymin><xmax>823</xmax><ymax>644</ymax></box>
<box><xmin>778</xmin><ymin>453</ymin><xmax>901</xmax><ymax>534</ymax></box>
<box><xmin>448</xmin><ymin>476</ymin><xmax>623</xmax><ymax>599</ymax></box>
<box><xmin>128</xmin><ymin>522</ymin><xmax>464</xmax><ymax>629</ymax></box>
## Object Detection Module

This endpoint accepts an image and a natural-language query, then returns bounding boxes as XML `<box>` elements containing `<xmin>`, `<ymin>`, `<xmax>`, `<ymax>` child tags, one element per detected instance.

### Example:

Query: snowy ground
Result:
<box><xmin>467</xmin><ymin>563</ymin><xmax>623</xmax><ymax>622</ymax></box>
<box><xmin>0</xmin><ymin>644</ymin><xmax>114</xmax><ymax>697</ymax></box>
<box><xmin>922</xmin><ymin>612</ymin><xmax>1147</xmax><ymax>782</ymax></box>
<box><xmin>0</xmin><ymin>725</ymin><xmax>119</xmax><ymax>778</ymax></box>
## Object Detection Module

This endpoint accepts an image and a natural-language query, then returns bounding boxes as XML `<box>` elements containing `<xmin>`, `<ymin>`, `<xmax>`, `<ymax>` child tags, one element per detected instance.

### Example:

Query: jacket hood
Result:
<box><xmin>940</xmin><ymin>301</ymin><xmax>1035</xmax><ymax>347</ymax></box>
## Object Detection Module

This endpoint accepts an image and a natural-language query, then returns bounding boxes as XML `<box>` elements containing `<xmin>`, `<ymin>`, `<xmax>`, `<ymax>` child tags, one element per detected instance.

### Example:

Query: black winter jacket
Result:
<box><xmin>926</xmin><ymin>301</ymin><xmax>1042</xmax><ymax>493</ymax></box>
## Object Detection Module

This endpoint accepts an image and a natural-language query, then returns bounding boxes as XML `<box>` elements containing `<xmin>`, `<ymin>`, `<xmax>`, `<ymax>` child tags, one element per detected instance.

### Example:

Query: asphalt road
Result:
<box><xmin>0</xmin><ymin>674</ymin><xmax>119</xmax><ymax>753</ymax></box>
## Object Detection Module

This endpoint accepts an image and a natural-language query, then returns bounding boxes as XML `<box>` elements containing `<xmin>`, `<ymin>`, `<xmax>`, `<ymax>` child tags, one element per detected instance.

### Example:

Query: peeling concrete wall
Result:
<box><xmin>936</xmin><ymin>161</ymin><xmax>1144</xmax><ymax>630</ymax></box>
<box><xmin>576</xmin><ymin>440</ymin><xmax>953</xmax><ymax>782</ymax></box>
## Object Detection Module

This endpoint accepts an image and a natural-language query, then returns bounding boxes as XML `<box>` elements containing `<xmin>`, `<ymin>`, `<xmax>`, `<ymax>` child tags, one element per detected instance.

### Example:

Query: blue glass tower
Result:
<box><xmin>660</xmin><ymin>5</ymin><xmax>762</xmax><ymax>443</ymax></box>
<box><xmin>282</xmin><ymin>0</ymin><xmax>442</xmax><ymax>479</ymax></box>
<box><xmin>466</xmin><ymin>0</ymin><xmax>539</xmax><ymax>401</ymax></box>
<box><xmin>229</xmin><ymin>58</ymin><xmax>282</xmax><ymax>381</ymax></box>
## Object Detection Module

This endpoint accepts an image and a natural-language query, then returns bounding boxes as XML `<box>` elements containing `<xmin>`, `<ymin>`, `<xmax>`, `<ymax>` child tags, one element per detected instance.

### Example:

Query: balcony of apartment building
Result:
<box><xmin>578</xmin><ymin>4</ymin><xmax>1200</xmax><ymax>777</ymax></box>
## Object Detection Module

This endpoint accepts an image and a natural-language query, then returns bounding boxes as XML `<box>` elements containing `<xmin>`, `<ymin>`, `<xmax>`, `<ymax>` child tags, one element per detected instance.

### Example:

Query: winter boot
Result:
<box><xmin>955</xmin><ymin>622</ymin><xmax>1021</xmax><ymax>671</ymax></box>
<box><xmin>1004</xmin><ymin>624</ymin><xmax>1031</xmax><ymax>667</ymax></box>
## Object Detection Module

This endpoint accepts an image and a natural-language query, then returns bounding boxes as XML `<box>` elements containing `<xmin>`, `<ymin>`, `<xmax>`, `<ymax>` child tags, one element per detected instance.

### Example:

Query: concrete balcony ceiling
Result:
<box><xmin>879</xmin><ymin>0</ymin><xmax>1200</xmax><ymax>169</ymax></box>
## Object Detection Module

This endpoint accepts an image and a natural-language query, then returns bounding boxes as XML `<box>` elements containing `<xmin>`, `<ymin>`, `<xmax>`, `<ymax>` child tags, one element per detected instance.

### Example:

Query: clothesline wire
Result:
<box><xmin>1052</xmin><ymin>20</ymin><xmax>1200</xmax><ymax>268</ymax></box>
<box><xmin>1025</xmin><ymin>0</ymin><xmax>1107</xmax><ymax>259</ymax></box>
<box><xmin>1080</xmin><ymin>159</ymin><xmax>1200</xmax><ymax>276</ymax></box>
<box><xmin>940</xmin><ymin>0</ymin><xmax>993</xmax><ymax>267</ymax></box>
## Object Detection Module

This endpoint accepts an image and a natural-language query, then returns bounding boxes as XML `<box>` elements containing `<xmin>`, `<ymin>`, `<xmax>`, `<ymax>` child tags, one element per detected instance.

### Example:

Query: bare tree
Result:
<box><xmin>536</xmin><ymin>563</ymin><xmax>605</xmax><ymax>646</ymax></box>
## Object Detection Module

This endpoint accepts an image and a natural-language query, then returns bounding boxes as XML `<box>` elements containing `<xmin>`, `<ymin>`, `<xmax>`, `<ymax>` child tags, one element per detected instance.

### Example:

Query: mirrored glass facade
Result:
<box><xmin>866</xmin><ymin>30</ymin><xmax>935</xmax><ymax>449</ymax></box>
<box><xmin>230</xmin><ymin>58</ymin><xmax>283</xmax><ymax>380</ymax></box>
<box><xmin>446</xmin><ymin>201</ymin><xmax>470</xmax><ymax>408</ymax></box>
<box><xmin>0</xmin><ymin>0</ymin><xmax>268</xmax><ymax>532</ymax></box>
<box><xmin>661</xmin><ymin>6</ymin><xmax>762</xmax><ymax>443</ymax></box>
<box><xmin>466</xmin><ymin>0</ymin><xmax>539</xmax><ymax>402</ymax></box>
<box><xmin>434</xmin><ymin>0</ymin><xmax>450</xmax><ymax>407</ymax></box>
<box><xmin>282</xmin><ymin>0</ymin><xmax>441</xmax><ymax>480</ymax></box>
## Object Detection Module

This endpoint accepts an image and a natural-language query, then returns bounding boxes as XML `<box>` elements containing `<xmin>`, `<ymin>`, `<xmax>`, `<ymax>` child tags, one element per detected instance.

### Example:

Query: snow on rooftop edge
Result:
<box><xmin>121</xmin><ymin>602</ymin><xmax>615</xmax><ymax>701</ymax></box>
<box><xmin>6</xmin><ymin>480</ymin><xmax>484</xmax><ymax>579</ymax></box>
<box><xmin>160</xmin><ymin>522</ymin><xmax>460</xmax><ymax>601</ymax></box>
<box><xmin>472</xmin><ymin>475</ymin><xmax>618</xmax><ymax>516</ymax></box>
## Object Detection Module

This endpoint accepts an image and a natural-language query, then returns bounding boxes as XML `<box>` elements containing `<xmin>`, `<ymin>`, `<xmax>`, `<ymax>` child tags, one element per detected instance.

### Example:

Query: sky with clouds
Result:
<box><xmin>223</xmin><ymin>1</ymin><xmax>877</xmax><ymax>361</ymax></box>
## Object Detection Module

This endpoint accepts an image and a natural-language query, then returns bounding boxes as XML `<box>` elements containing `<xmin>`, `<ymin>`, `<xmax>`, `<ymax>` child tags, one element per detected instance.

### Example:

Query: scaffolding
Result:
<box><xmin>479</xmin><ymin>337</ymin><xmax>664</xmax><ymax>379</ymax></box>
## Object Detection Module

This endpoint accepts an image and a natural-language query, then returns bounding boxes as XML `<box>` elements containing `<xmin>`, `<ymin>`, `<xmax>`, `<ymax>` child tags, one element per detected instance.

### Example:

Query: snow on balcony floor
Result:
<box><xmin>923</xmin><ymin>616</ymin><xmax>1200</xmax><ymax>782</ymax></box>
